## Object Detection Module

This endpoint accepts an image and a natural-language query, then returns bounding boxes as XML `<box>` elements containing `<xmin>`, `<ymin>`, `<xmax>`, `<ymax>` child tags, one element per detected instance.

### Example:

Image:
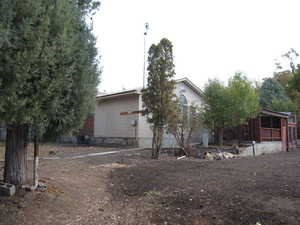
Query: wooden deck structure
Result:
<box><xmin>225</xmin><ymin>109</ymin><xmax>298</xmax><ymax>150</ymax></box>
<box><xmin>285</xmin><ymin>112</ymin><xmax>298</xmax><ymax>149</ymax></box>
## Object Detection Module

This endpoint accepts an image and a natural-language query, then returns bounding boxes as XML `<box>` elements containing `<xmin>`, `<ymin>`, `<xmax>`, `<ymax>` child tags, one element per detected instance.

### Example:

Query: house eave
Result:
<box><xmin>96</xmin><ymin>77</ymin><xmax>204</xmax><ymax>101</ymax></box>
<box><xmin>261</xmin><ymin>109</ymin><xmax>289</xmax><ymax>118</ymax></box>
<box><xmin>97</xmin><ymin>90</ymin><xmax>141</xmax><ymax>101</ymax></box>
<box><xmin>176</xmin><ymin>77</ymin><xmax>204</xmax><ymax>97</ymax></box>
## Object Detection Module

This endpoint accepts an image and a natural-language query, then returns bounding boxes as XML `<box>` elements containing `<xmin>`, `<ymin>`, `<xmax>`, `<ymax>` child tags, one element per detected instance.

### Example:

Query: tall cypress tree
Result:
<box><xmin>0</xmin><ymin>0</ymin><xmax>100</xmax><ymax>186</ymax></box>
<box><xmin>142</xmin><ymin>38</ymin><xmax>176</xmax><ymax>159</ymax></box>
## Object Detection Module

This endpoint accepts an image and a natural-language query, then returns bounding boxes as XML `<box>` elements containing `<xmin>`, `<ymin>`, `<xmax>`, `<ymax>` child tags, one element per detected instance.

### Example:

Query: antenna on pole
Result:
<box><xmin>143</xmin><ymin>22</ymin><xmax>149</xmax><ymax>89</ymax></box>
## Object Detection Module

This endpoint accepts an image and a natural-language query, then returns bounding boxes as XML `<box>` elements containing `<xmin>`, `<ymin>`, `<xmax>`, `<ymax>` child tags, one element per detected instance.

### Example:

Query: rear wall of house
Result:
<box><xmin>94</xmin><ymin>95</ymin><xmax>139</xmax><ymax>139</ymax></box>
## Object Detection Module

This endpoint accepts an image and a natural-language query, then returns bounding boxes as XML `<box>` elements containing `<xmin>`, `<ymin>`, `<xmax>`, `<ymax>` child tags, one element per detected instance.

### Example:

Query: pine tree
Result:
<box><xmin>142</xmin><ymin>38</ymin><xmax>176</xmax><ymax>159</ymax></box>
<box><xmin>259</xmin><ymin>78</ymin><xmax>295</xmax><ymax>112</ymax></box>
<box><xmin>0</xmin><ymin>0</ymin><xmax>100</xmax><ymax>187</ymax></box>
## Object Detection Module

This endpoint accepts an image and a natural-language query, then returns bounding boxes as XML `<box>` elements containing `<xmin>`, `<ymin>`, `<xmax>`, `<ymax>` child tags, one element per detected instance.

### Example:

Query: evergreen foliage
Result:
<box><xmin>0</xmin><ymin>0</ymin><xmax>101</xmax><ymax>185</ymax></box>
<box><xmin>142</xmin><ymin>38</ymin><xmax>176</xmax><ymax>159</ymax></box>
<box><xmin>259</xmin><ymin>78</ymin><xmax>295</xmax><ymax>112</ymax></box>
<box><xmin>0</xmin><ymin>0</ymin><xmax>100</xmax><ymax>137</ymax></box>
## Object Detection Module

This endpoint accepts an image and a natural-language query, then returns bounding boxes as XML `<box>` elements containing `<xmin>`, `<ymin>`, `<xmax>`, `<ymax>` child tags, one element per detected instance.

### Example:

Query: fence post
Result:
<box><xmin>252</xmin><ymin>141</ymin><xmax>256</xmax><ymax>156</ymax></box>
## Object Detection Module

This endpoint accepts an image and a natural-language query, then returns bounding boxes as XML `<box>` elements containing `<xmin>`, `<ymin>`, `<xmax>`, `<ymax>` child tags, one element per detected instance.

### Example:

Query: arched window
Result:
<box><xmin>179</xmin><ymin>94</ymin><xmax>187</xmax><ymax>106</ymax></box>
<box><xmin>179</xmin><ymin>94</ymin><xmax>188</xmax><ymax>116</ymax></box>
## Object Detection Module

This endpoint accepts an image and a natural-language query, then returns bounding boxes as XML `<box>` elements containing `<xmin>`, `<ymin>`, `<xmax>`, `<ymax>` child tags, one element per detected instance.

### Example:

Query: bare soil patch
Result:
<box><xmin>0</xmin><ymin>144</ymin><xmax>118</xmax><ymax>161</ymax></box>
<box><xmin>0</xmin><ymin>145</ymin><xmax>299</xmax><ymax>225</ymax></box>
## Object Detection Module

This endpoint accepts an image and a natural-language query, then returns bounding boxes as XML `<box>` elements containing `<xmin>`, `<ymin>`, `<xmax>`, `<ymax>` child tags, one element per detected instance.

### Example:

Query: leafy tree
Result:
<box><xmin>0</xmin><ymin>0</ymin><xmax>100</xmax><ymax>186</ymax></box>
<box><xmin>279</xmin><ymin>48</ymin><xmax>299</xmax><ymax>74</ymax></box>
<box><xmin>259</xmin><ymin>78</ymin><xmax>295</xmax><ymax>112</ymax></box>
<box><xmin>273</xmin><ymin>70</ymin><xmax>293</xmax><ymax>92</ymax></box>
<box><xmin>227</xmin><ymin>73</ymin><xmax>260</xmax><ymax>126</ymax></box>
<box><xmin>289</xmin><ymin>65</ymin><xmax>300</xmax><ymax>92</ymax></box>
<box><xmin>274</xmin><ymin>48</ymin><xmax>300</xmax><ymax>104</ymax></box>
<box><xmin>166</xmin><ymin>102</ymin><xmax>202</xmax><ymax>156</ymax></box>
<box><xmin>202</xmin><ymin>74</ymin><xmax>260</xmax><ymax>146</ymax></box>
<box><xmin>142</xmin><ymin>38</ymin><xmax>176</xmax><ymax>159</ymax></box>
<box><xmin>275</xmin><ymin>48</ymin><xmax>300</xmax><ymax>138</ymax></box>
<box><xmin>271</xmin><ymin>98</ymin><xmax>297</xmax><ymax>112</ymax></box>
<box><xmin>253</xmin><ymin>80</ymin><xmax>262</xmax><ymax>96</ymax></box>
<box><xmin>202</xmin><ymin>79</ymin><xmax>229</xmax><ymax>146</ymax></box>
<box><xmin>286</xmin><ymin>66</ymin><xmax>300</xmax><ymax>106</ymax></box>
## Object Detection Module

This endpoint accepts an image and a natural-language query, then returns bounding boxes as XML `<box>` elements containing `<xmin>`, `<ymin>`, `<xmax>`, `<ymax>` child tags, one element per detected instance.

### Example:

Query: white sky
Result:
<box><xmin>93</xmin><ymin>0</ymin><xmax>300</xmax><ymax>92</ymax></box>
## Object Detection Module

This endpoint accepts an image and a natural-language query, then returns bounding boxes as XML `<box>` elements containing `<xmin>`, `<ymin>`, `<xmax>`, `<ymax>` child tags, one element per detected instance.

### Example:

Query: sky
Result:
<box><xmin>93</xmin><ymin>0</ymin><xmax>300</xmax><ymax>93</ymax></box>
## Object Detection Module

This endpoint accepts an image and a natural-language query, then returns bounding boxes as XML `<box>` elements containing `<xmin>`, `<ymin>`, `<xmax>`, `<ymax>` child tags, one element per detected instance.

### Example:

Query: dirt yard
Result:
<box><xmin>0</xmin><ymin>145</ymin><xmax>299</xmax><ymax>225</ymax></box>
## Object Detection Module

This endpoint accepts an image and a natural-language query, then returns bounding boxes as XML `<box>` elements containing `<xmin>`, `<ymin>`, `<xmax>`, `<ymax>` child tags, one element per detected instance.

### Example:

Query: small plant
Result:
<box><xmin>255</xmin><ymin>222</ymin><xmax>262</xmax><ymax>225</ymax></box>
<box><xmin>144</xmin><ymin>190</ymin><xmax>161</xmax><ymax>198</ymax></box>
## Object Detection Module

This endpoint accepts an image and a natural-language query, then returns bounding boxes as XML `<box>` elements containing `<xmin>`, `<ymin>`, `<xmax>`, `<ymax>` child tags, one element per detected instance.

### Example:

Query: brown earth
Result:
<box><xmin>0</xmin><ymin>143</ymin><xmax>118</xmax><ymax>161</ymax></box>
<box><xmin>0</xmin><ymin>146</ymin><xmax>300</xmax><ymax>225</ymax></box>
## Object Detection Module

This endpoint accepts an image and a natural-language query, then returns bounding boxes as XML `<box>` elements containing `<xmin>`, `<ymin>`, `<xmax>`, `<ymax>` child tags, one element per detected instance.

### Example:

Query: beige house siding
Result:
<box><xmin>138</xmin><ymin>82</ymin><xmax>204</xmax><ymax>148</ymax></box>
<box><xmin>175</xmin><ymin>82</ymin><xmax>202</xmax><ymax>106</ymax></box>
<box><xmin>138</xmin><ymin>95</ymin><xmax>154</xmax><ymax>148</ymax></box>
<box><xmin>94</xmin><ymin>95</ymin><xmax>139</xmax><ymax>138</ymax></box>
<box><xmin>174</xmin><ymin>82</ymin><xmax>205</xmax><ymax>143</ymax></box>
<box><xmin>94</xmin><ymin>79</ymin><xmax>207</xmax><ymax>148</ymax></box>
<box><xmin>137</xmin><ymin>95</ymin><xmax>152</xmax><ymax>137</ymax></box>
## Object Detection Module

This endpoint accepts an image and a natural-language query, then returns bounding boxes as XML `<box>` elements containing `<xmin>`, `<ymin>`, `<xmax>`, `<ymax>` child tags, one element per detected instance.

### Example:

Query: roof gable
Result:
<box><xmin>176</xmin><ymin>77</ymin><xmax>204</xmax><ymax>97</ymax></box>
<box><xmin>97</xmin><ymin>77</ymin><xmax>203</xmax><ymax>101</ymax></box>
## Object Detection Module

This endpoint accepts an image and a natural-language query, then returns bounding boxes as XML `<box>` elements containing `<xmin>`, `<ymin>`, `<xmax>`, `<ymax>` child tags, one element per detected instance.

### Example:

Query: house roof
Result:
<box><xmin>176</xmin><ymin>77</ymin><xmax>204</xmax><ymax>96</ymax></box>
<box><xmin>97</xmin><ymin>77</ymin><xmax>203</xmax><ymax>101</ymax></box>
<box><xmin>261</xmin><ymin>109</ymin><xmax>289</xmax><ymax>118</ymax></box>
<box><xmin>96</xmin><ymin>89</ymin><xmax>141</xmax><ymax>101</ymax></box>
<box><xmin>280</xmin><ymin>112</ymin><xmax>294</xmax><ymax>116</ymax></box>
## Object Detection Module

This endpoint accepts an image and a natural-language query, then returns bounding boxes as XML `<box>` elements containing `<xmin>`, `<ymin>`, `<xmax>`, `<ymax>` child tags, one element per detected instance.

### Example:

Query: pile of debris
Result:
<box><xmin>203</xmin><ymin>151</ymin><xmax>237</xmax><ymax>160</ymax></box>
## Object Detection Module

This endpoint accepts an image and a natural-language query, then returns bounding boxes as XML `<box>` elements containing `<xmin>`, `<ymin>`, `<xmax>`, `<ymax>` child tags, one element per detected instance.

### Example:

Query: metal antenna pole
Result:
<box><xmin>143</xmin><ymin>23</ymin><xmax>149</xmax><ymax>89</ymax></box>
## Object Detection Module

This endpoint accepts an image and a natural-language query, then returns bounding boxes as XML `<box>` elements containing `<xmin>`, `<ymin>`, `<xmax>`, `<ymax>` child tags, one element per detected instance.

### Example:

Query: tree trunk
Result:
<box><xmin>33</xmin><ymin>134</ymin><xmax>39</xmax><ymax>187</ymax></box>
<box><xmin>152</xmin><ymin>126</ymin><xmax>163</xmax><ymax>159</ymax></box>
<box><xmin>151</xmin><ymin>129</ymin><xmax>157</xmax><ymax>159</ymax></box>
<box><xmin>237</xmin><ymin>126</ymin><xmax>241</xmax><ymax>145</ymax></box>
<box><xmin>213</xmin><ymin>127</ymin><xmax>218</xmax><ymax>145</ymax></box>
<box><xmin>4</xmin><ymin>125</ymin><xmax>28</xmax><ymax>187</ymax></box>
<box><xmin>218</xmin><ymin>127</ymin><xmax>224</xmax><ymax>148</ymax></box>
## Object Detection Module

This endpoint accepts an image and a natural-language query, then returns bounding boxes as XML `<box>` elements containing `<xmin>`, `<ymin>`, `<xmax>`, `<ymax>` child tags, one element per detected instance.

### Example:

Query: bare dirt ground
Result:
<box><xmin>0</xmin><ymin>143</ymin><xmax>118</xmax><ymax>160</ymax></box>
<box><xmin>0</xmin><ymin>146</ymin><xmax>300</xmax><ymax>225</ymax></box>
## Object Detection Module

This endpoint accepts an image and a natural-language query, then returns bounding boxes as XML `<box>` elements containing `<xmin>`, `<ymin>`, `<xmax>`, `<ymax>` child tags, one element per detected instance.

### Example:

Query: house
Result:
<box><xmin>224</xmin><ymin>109</ymin><xmax>298</xmax><ymax>155</ymax></box>
<box><xmin>93</xmin><ymin>78</ymin><xmax>298</xmax><ymax>152</ymax></box>
<box><xmin>94</xmin><ymin>78</ymin><xmax>206</xmax><ymax>148</ymax></box>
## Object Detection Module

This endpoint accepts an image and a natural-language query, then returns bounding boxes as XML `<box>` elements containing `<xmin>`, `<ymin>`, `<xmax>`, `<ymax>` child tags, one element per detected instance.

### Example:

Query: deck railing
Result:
<box><xmin>261</xmin><ymin>127</ymin><xmax>281</xmax><ymax>141</ymax></box>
